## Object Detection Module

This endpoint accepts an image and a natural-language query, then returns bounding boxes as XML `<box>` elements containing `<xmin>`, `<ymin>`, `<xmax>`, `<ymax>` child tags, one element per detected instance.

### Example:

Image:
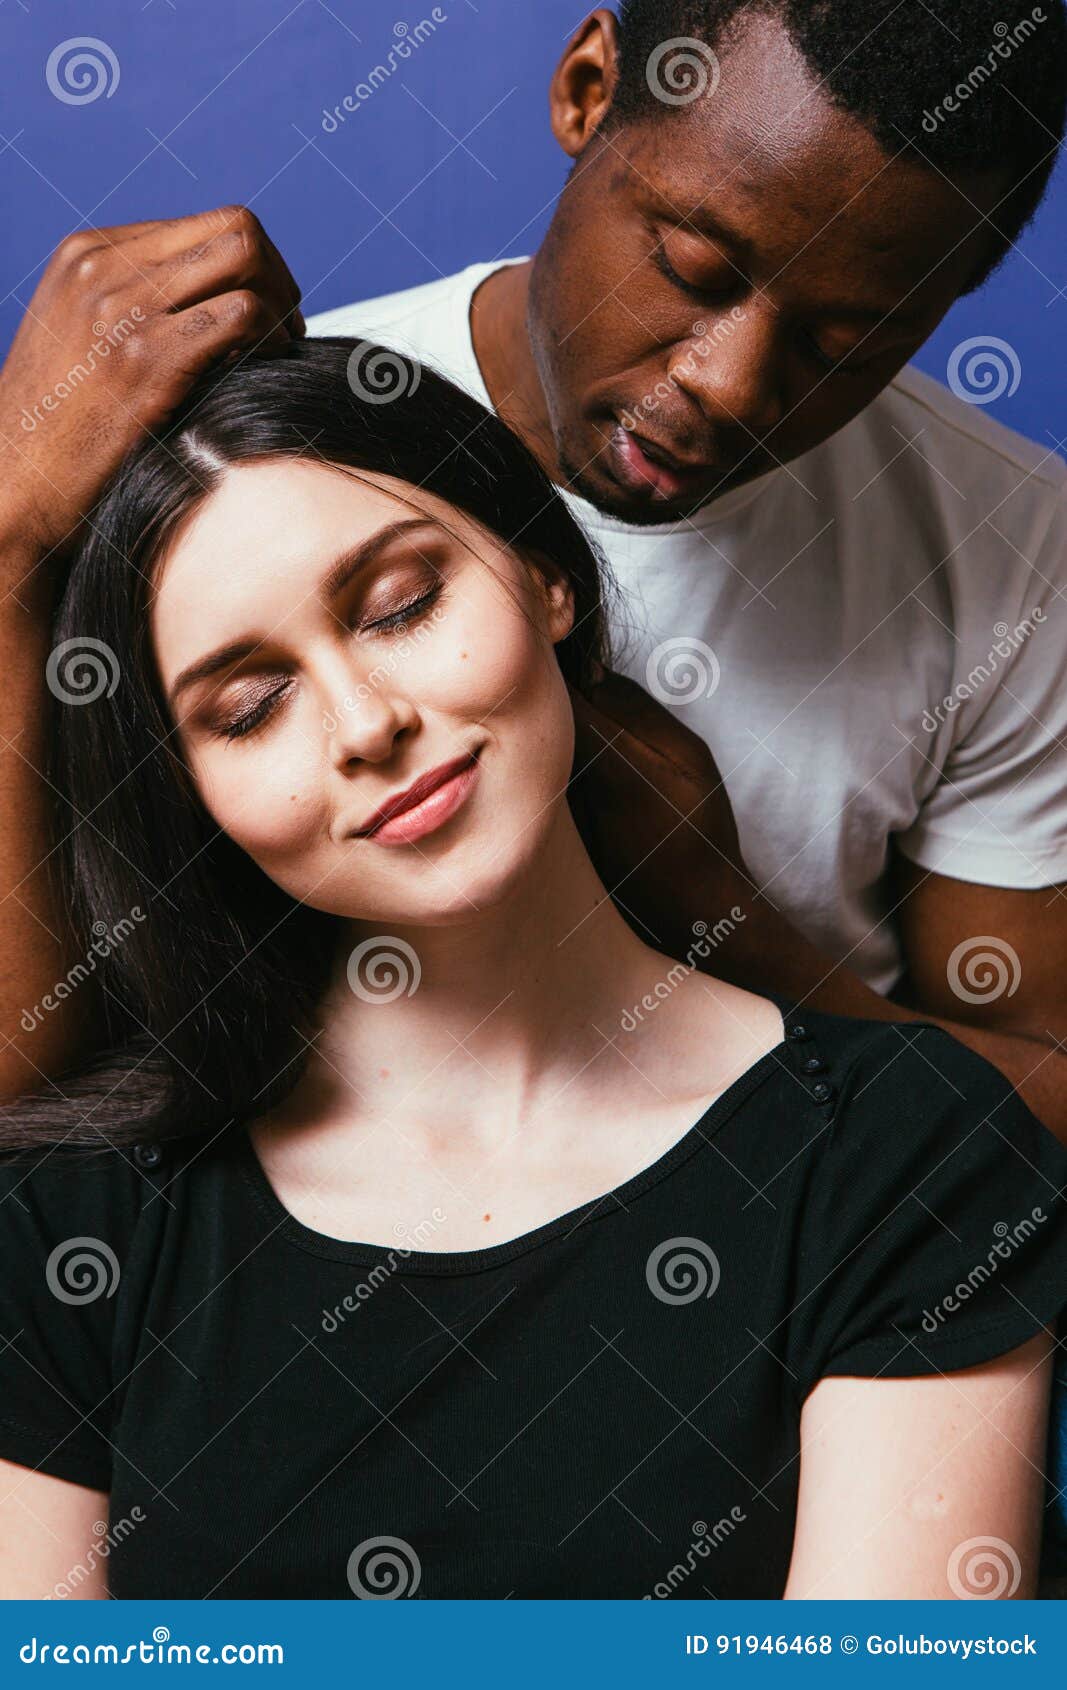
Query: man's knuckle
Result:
<box><xmin>228</xmin><ymin>289</ymin><xmax>259</xmax><ymax>327</ymax></box>
<box><xmin>116</xmin><ymin>328</ymin><xmax>148</xmax><ymax>367</ymax></box>
<box><xmin>176</xmin><ymin>240</ymin><xmax>209</xmax><ymax>269</ymax></box>
<box><xmin>72</xmin><ymin>248</ymin><xmax>108</xmax><ymax>288</ymax></box>
<box><xmin>92</xmin><ymin>286</ymin><xmax>121</xmax><ymax>323</ymax></box>
<box><xmin>228</xmin><ymin>224</ymin><xmax>261</xmax><ymax>272</ymax></box>
<box><xmin>217</xmin><ymin>203</ymin><xmax>261</xmax><ymax>240</ymax></box>
<box><xmin>173</xmin><ymin>305</ymin><xmax>217</xmax><ymax>339</ymax></box>
<box><xmin>55</xmin><ymin>228</ymin><xmax>99</xmax><ymax>264</ymax></box>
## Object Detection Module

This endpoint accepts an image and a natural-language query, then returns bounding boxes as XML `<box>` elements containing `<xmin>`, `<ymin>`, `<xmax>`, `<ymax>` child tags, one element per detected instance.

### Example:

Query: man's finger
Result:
<box><xmin>118</xmin><ymin>207</ymin><xmax>303</xmax><ymax>311</ymax></box>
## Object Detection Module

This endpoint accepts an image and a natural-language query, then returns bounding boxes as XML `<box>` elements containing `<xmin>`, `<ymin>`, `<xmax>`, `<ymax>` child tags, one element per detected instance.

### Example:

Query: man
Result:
<box><xmin>0</xmin><ymin>2</ymin><xmax>1065</xmax><ymax>1134</ymax></box>
<box><xmin>306</xmin><ymin>1</ymin><xmax>1067</xmax><ymax>1134</ymax></box>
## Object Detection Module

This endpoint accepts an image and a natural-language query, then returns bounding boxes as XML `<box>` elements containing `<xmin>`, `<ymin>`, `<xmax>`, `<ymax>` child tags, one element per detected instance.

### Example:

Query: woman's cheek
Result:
<box><xmin>399</xmin><ymin>614</ymin><xmax>513</xmax><ymax>712</ymax></box>
<box><xmin>426</xmin><ymin>612</ymin><xmax>574</xmax><ymax>799</ymax></box>
<box><xmin>409</xmin><ymin>592</ymin><xmax>558</xmax><ymax>718</ymax></box>
<box><xmin>192</xmin><ymin>739</ymin><xmax>326</xmax><ymax>865</ymax></box>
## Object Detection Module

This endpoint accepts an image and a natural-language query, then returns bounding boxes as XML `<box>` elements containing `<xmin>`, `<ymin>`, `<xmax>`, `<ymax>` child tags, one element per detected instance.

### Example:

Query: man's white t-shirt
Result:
<box><xmin>307</xmin><ymin>261</ymin><xmax>1067</xmax><ymax>994</ymax></box>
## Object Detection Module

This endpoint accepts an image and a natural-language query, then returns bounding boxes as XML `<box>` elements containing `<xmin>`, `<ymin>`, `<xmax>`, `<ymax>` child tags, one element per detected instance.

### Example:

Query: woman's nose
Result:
<box><xmin>322</xmin><ymin>666</ymin><xmax>420</xmax><ymax>768</ymax></box>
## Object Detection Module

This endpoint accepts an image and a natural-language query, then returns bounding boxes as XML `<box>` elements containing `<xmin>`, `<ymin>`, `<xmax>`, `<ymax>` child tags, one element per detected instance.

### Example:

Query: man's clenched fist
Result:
<box><xmin>0</xmin><ymin>205</ymin><xmax>304</xmax><ymax>563</ymax></box>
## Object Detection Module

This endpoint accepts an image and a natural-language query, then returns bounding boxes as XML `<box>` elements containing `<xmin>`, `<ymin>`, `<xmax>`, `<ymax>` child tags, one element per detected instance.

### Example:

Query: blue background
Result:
<box><xmin>1</xmin><ymin>0</ymin><xmax>1063</xmax><ymax>457</ymax></box>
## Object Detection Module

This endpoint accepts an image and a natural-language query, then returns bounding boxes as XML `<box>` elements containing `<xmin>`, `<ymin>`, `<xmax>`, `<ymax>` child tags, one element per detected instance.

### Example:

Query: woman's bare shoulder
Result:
<box><xmin>617</xmin><ymin>954</ymin><xmax>785</xmax><ymax>1105</ymax></box>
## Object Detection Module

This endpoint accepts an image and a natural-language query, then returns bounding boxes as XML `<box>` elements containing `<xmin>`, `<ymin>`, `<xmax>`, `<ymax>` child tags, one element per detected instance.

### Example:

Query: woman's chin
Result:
<box><xmin>299</xmin><ymin>840</ymin><xmax>551</xmax><ymax>929</ymax></box>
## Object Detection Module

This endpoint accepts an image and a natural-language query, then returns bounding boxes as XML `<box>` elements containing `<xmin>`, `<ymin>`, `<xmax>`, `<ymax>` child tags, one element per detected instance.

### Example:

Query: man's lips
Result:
<box><xmin>607</xmin><ymin>423</ymin><xmax>724</xmax><ymax>502</ymax></box>
<box><xmin>353</xmin><ymin>752</ymin><xmax>480</xmax><ymax>846</ymax></box>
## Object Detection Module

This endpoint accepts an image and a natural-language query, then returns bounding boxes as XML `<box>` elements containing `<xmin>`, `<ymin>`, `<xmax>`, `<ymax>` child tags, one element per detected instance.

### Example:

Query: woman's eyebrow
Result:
<box><xmin>319</xmin><ymin>515</ymin><xmax>443</xmax><ymax>600</ymax></box>
<box><xmin>168</xmin><ymin>636</ymin><xmax>265</xmax><ymax>710</ymax></box>
<box><xmin>167</xmin><ymin>516</ymin><xmax>444</xmax><ymax>709</ymax></box>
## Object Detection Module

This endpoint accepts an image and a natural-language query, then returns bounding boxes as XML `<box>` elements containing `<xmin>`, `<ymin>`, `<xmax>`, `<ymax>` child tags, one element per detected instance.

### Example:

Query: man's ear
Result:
<box><xmin>524</xmin><ymin>549</ymin><xmax>576</xmax><ymax>645</ymax></box>
<box><xmin>549</xmin><ymin>9</ymin><xmax>620</xmax><ymax>158</ymax></box>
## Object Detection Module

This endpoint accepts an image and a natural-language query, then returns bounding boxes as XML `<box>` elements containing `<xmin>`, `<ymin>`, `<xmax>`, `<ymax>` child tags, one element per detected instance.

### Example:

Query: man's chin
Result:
<box><xmin>560</xmin><ymin>457</ymin><xmax>749</xmax><ymax>527</ymax></box>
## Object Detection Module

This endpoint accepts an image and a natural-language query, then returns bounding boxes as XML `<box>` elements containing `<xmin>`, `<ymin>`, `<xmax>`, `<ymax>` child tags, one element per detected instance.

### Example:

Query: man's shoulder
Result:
<box><xmin>856</xmin><ymin>362</ymin><xmax>1066</xmax><ymax>508</ymax></box>
<box><xmin>305</xmin><ymin>264</ymin><xmax>478</xmax><ymax>340</ymax></box>
<box><xmin>303</xmin><ymin>259</ymin><xmax>525</xmax><ymax>389</ymax></box>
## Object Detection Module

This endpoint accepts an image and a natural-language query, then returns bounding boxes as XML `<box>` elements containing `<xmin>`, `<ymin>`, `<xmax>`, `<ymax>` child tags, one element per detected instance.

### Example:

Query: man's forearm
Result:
<box><xmin>0</xmin><ymin>537</ymin><xmax>101</xmax><ymax>1100</ymax></box>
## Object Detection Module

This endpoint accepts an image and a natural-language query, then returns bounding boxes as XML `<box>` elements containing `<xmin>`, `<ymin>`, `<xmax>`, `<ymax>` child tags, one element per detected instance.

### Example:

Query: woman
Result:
<box><xmin>1</xmin><ymin>340</ymin><xmax>1065</xmax><ymax>1601</ymax></box>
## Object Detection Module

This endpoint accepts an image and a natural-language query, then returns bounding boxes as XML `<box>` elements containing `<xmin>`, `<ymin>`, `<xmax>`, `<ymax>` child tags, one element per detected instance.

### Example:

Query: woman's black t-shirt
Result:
<box><xmin>2</xmin><ymin>1003</ymin><xmax>1066</xmax><ymax>1599</ymax></box>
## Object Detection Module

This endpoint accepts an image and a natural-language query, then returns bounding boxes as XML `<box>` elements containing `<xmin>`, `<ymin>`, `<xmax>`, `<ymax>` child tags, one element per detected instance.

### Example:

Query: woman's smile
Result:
<box><xmin>353</xmin><ymin>749</ymin><xmax>482</xmax><ymax>847</ymax></box>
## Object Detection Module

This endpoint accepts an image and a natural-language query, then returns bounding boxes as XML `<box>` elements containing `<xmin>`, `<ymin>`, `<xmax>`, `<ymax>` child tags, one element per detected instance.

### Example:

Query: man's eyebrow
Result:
<box><xmin>167</xmin><ymin>516</ymin><xmax>443</xmax><ymax>708</ymax></box>
<box><xmin>666</xmin><ymin>201</ymin><xmax>751</xmax><ymax>256</ymax></box>
<box><xmin>690</xmin><ymin>206</ymin><xmax>749</xmax><ymax>245</ymax></box>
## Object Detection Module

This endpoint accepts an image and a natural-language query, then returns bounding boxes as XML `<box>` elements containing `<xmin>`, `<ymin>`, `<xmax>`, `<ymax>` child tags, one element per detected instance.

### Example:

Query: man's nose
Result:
<box><xmin>667</xmin><ymin>305</ymin><xmax>786</xmax><ymax>437</ymax></box>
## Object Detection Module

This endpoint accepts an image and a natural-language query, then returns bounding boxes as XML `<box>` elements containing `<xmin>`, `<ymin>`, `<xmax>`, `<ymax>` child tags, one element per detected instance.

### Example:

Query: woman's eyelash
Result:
<box><xmin>221</xmin><ymin>684</ymin><xmax>290</xmax><ymax>741</ymax></box>
<box><xmin>364</xmin><ymin>581</ymin><xmax>442</xmax><ymax>634</ymax></box>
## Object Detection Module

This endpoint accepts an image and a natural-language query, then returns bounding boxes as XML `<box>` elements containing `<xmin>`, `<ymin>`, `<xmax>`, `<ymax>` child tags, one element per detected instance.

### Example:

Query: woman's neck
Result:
<box><xmin>292</xmin><ymin>805</ymin><xmax>685</xmax><ymax>1139</ymax></box>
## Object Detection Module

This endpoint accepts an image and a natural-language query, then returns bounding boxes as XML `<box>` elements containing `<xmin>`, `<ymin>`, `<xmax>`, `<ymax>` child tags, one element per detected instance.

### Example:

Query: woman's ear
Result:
<box><xmin>525</xmin><ymin>549</ymin><xmax>576</xmax><ymax>645</ymax></box>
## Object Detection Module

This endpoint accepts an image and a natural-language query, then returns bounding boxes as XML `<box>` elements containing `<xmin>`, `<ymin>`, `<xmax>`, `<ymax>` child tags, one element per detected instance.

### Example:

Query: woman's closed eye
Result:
<box><xmin>218</xmin><ymin>679</ymin><xmax>293</xmax><ymax>741</ymax></box>
<box><xmin>358</xmin><ymin>578</ymin><xmax>442</xmax><ymax>636</ymax></box>
<box><xmin>212</xmin><ymin>578</ymin><xmax>445</xmax><ymax>743</ymax></box>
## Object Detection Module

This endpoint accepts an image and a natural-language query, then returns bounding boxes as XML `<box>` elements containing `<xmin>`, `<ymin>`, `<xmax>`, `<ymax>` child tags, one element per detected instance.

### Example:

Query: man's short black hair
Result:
<box><xmin>610</xmin><ymin>0</ymin><xmax>1067</xmax><ymax>287</ymax></box>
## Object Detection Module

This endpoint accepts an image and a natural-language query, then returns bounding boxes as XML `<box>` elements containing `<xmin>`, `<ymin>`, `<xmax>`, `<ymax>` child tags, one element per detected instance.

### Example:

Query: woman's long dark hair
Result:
<box><xmin>7</xmin><ymin>338</ymin><xmax>610</xmax><ymax>1154</ymax></box>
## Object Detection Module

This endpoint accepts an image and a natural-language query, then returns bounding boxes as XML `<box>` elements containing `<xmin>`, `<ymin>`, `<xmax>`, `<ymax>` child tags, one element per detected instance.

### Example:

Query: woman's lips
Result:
<box><xmin>608</xmin><ymin>423</ymin><xmax>713</xmax><ymax>502</ymax></box>
<box><xmin>361</xmin><ymin>754</ymin><xmax>480</xmax><ymax>846</ymax></box>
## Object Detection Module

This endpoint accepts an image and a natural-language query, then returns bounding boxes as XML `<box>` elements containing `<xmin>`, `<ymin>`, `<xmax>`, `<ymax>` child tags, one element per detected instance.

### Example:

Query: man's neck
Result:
<box><xmin>469</xmin><ymin>259</ymin><xmax>563</xmax><ymax>485</ymax></box>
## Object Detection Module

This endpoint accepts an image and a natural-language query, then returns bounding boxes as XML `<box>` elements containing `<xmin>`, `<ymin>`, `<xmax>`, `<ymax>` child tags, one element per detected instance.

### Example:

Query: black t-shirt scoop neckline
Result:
<box><xmin>232</xmin><ymin>995</ymin><xmax>792</xmax><ymax>1275</ymax></box>
<box><xmin>1</xmin><ymin>1003</ymin><xmax>1065</xmax><ymax>1600</ymax></box>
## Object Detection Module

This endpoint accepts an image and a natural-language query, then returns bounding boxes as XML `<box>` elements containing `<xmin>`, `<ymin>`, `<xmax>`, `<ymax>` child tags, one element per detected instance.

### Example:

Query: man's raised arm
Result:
<box><xmin>0</xmin><ymin>208</ymin><xmax>304</xmax><ymax>1100</ymax></box>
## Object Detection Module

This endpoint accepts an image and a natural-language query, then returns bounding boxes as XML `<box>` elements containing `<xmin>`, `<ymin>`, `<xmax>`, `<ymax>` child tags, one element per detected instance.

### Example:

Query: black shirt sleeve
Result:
<box><xmin>0</xmin><ymin>1146</ymin><xmax>144</xmax><ymax>1491</ymax></box>
<box><xmin>786</xmin><ymin>1022</ymin><xmax>1067</xmax><ymax>1404</ymax></box>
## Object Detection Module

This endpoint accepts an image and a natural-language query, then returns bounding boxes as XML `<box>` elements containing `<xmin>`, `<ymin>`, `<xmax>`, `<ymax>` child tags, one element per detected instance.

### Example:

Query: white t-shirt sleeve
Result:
<box><xmin>896</xmin><ymin>485</ymin><xmax>1067</xmax><ymax>889</ymax></box>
